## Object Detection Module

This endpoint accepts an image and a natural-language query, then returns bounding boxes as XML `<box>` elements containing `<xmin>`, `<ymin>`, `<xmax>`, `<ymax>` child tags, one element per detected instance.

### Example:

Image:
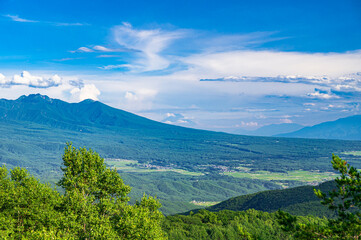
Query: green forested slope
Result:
<box><xmin>120</xmin><ymin>172</ymin><xmax>280</xmax><ymax>215</ymax></box>
<box><xmin>205</xmin><ymin>181</ymin><xmax>336</xmax><ymax>217</ymax></box>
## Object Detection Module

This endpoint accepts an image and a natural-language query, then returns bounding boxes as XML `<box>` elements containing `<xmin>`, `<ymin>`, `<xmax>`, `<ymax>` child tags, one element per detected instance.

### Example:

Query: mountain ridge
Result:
<box><xmin>277</xmin><ymin>115</ymin><xmax>361</xmax><ymax>140</ymax></box>
<box><xmin>0</xmin><ymin>94</ymin><xmax>173</xmax><ymax>132</ymax></box>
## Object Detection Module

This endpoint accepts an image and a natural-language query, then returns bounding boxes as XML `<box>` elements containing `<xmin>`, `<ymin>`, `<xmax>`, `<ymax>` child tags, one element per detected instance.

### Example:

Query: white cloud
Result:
<box><xmin>73</xmin><ymin>45</ymin><xmax>133</xmax><ymax>54</ymax></box>
<box><xmin>73</xmin><ymin>47</ymin><xmax>94</xmax><ymax>53</ymax></box>
<box><xmin>4</xmin><ymin>14</ymin><xmax>38</xmax><ymax>23</ymax></box>
<box><xmin>93</xmin><ymin>45</ymin><xmax>110</xmax><ymax>51</ymax></box>
<box><xmin>112</xmin><ymin>87</ymin><xmax>159</xmax><ymax>111</ymax></box>
<box><xmin>307</xmin><ymin>90</ymin><xmax>339</xmax><ymax>99</ymax></box>
<box><xmin>241</xmin><ymin>121</ymin><xmax>258</xmax><ymax>127</ymax></box>
<box><xmin>98</xmin><ymin>64</ymin><xmax>131</xmax><ymax>70</ymax></box>
<box><xmin>124</xmin><ymin>88</ymin><xmax>157</xmax><ymax>102</ymax></box>
<box><xmin>70</xmin><ymin>84</ymin><xmax>101</xmax><ymax>101</ymax></box>
<box><xmin>93</xmin><ymin>45</ymin><xmax>121</xmax><ymax>52</ymax></box>
<box><xmin>0</xmin><ymin>73</ymin><xmax>6</xmax><ymax>84</ymax></box>
<box><xmin>4</xmin><ymin>14</ymin><xmax>86</xmax><ymax>26</ymax></box>
<box><xmin>166</xmin><ymin>113</ymin><xmax>175</xmax><ymax>117</ymax></box>
<box><xmin>0</xmin><ymin>71</ymin><xmax>101</xmax><ymax>102</ymax></box>
<box><xmin>303</xmin><ymin>103</ymin><xmax>316</xmax><ymax>106</ymax></box>
<box><xmin>182</xmin><ymin>50</ymin><xmax>361</xmax><ymax>78</ymax></box>
<box><xmin>96</xmin><ymin>55</ymin><xmax>122</xmax><ymax>58</ymax></box>
<box><xmin>112</xmin><ymin>22</ymin><xmax>187</xmax><ymax>71</ymax></box>
<box><xmin>0</xmin><ymin>71</ymin><xmax>63</xmax><ymax>88</ymax></box>
<box><xmin>280</xmin><ymin>118</ymin><xmax>293</xmax><ymax>123</ymax></box>
<box><xmin>53</xmin><ymin>57</ymin><xmax>83</xmax><ymax>62</ymax></box>
<box><xmin>124</xmin><ymin>91</ymin><xmax>138</xmax><ymax>101</ymax></box>
<box><xmin>162</xmin><ymin>113</ymin><xmax>194</xmax><ymax>126</ymax></box>
<box><xmin>55</xmin><ymin>22</ymin><xmax>85</xmax><ymax>26</ymax></box>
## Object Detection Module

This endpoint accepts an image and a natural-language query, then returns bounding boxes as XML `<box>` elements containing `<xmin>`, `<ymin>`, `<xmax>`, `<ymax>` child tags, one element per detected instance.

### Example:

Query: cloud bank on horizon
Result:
<box><xmin>0</xmin><ymin>0</ymin><xmax>360</xmax><ymax>133</ymax></box>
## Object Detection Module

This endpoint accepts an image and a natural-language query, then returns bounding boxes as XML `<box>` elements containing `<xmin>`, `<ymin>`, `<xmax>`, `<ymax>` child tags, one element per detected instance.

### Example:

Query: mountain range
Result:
<box><xmin>277</xmin><ymin>115</ymin><xmax>361</xmax><ymax>140</ymax></box>
<box><xmin>1</xmin><ymin>94</ymin><xmax>361</xmax><ymax>214</ymax></box>
<box><xmin>236</xmin><ymin>115</ymin><xmax>361</xmax><ymax>141</ymax></box>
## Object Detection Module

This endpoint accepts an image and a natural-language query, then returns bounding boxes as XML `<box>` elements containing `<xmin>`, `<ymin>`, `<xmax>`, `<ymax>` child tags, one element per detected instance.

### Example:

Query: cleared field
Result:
<box><xmin>224</xmin><ymin>170</ymin><xmax>338</xmax><ymax>183</ymax></box>
<box><xmin>190</xmin><ymin>201</ymin><xmax>220</xmax><ymax>207</ymax></box>
<box><xmin>105</xmin><ymin>158</ymin><xmax>203</xmax><ymax>176</ymax></box>
<box><xmin>342</xmin><ymin>151</ymin><xmax>361</xmax><ymax>156</ymax></box>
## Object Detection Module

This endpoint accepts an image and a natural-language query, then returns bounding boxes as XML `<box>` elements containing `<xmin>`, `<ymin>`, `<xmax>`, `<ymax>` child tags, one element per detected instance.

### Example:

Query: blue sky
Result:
<box><xmin>1</xmin><ymin>0</ymin><xmax>361</xmax><ymax>133</ymax></box>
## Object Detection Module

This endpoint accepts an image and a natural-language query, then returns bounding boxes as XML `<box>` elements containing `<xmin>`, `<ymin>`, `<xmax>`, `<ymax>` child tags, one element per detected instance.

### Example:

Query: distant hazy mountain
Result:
<box><xmin>235</xmin><ymin>123</ymin><xmax>304</xmax><ymax>136</ymax></box>
<box><xmin>278</xmin><ymin>115</ymin><xmax>361</xmax><ymax>140</ymax></box>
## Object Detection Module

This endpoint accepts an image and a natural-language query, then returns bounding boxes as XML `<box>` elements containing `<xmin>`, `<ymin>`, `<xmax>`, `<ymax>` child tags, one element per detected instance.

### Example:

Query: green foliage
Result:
<box><xmin>0</xmin><ymin>144</ymin><xmax>166</xmax><ymax>239</ymax></box>
<box><xmin>278</xmin><ymin>154</ymin><xmax>361</xmax><ymax>239</ymax></box>
<box><xmin>0</xmin><ymin>166</ymin><xmax>64</xmax><ymax>239</ymax></box>
<box><xmin>162</xmin><ymin>209</ymin><xmax>320</xmax><ymax>240</ymax></box>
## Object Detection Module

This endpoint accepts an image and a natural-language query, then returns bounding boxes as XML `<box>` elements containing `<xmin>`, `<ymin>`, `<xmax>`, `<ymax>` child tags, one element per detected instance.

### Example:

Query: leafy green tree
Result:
<box><xmin>0</xmin><ymin>143</ymin><xmax>166</xmax><ymax>239</ymax></box>
<box><xmin>58</xmin><ymin>143</ymin><xmax>166</xmax><ymax>239</ymax></box>
<box><xmin>0</xmin><ymin>166</ymin><xmax>66</xmax><ymax>239</ymax></box>
<box><xmin>278</xmin><ymin>154</ymin><xmax>361</xmax><ymax>239</ymax></box>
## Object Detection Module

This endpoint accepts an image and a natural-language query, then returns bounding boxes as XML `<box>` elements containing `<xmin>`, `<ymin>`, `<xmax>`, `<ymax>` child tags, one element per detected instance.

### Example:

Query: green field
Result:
<box><xmin>342</xmin><ymin>151</ymin><xmax>361</xmax><ymax>156</ymax></box>
<box><xmin>190</xmin><ymin>201</ymin><xmax>220</xmax><ymax>207</ymax></box>
<box><xmin>224</xmin><ymin>169</ymin><xmax>337</xmax><ymax>184</ymax></box>
<box><xmin>105</xmin><ymin>158</ymin><xmax>204</xmax><ymax>176</ymax></box>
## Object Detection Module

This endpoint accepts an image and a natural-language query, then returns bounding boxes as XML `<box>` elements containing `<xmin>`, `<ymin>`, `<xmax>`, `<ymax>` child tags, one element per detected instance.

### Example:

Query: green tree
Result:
<box><xmin>58</xmin><ymin>143</ymin><xmax>166</xmax><ymax>239</ymax></box>
<box><xmin>0</xmin><ymin>143</ymin><xmax>166</xmax><ymax>239</ymax></box>
<box><xmin>0</xmin><ymin>166</ymin><xmax>67</xmax><ymax>239</ymax></box>
<box><xmin>278</xmin><ymin>154</ymin><xmax>361</xmax><ymax>239</ymax></box>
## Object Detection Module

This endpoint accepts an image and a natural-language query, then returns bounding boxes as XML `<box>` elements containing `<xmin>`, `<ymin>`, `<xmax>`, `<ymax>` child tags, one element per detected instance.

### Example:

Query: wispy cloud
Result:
<box><xmin>81</xmin><ymin>23</ymin><xmax>361</xmax><ymax>79</ymax></box>
<box><xmin>196</xmin><ymin>31</ymin><xmax>288</xmax><ymax>52</ymax></box>
<box><xmin>4</xmin><ymin>14</ymin><xmax>87</xmax><ymax>26</ymax></box>
<box><xmin>92</xmin><ymin>45</ymin><xmax>132</xmax><ymax>52</ymax></box>
<box><xmin>71</xmin><ymin>47</ymin><xmax>94</xmax><ymax>53</ymax></box>
<box><xmin>96</xmin><ymin>55</ymin><xmax>123</xmax><ymax>58</ymax></box>
<box><xmin>53</xmin><ymin>57</ymin><xmax>84</xmax><ymax>62</ymax></box>
<box><xmin>98</xmin><ymin>64</ymin><xmax>132</xmax><ymax>70</ymax></box>
<box><xmin>4</xmin><ymin>14</ymin><xmax>38</xmax><ymax>23</ymax></box>
<box><xmin>71</xmin><ymin>45</ymin><xmax>135</xmax><ymax>53</ymax></box>
<box><xmin>55</xmin><ymin>22</ymin><xmax>86</xmax><ymax>26</ymax></box>
<box><xmin>112</xmin><ymin>22</ymin><xmax>188</xmax><ymax>72</ymax></box>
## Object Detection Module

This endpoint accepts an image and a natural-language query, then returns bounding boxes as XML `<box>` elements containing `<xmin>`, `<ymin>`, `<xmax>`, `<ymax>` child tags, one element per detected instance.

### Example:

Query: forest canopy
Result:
<box><xmin>0</xmin><ymin>143</ymin><xmax>165</xmax><ymax>239</ymax></box>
